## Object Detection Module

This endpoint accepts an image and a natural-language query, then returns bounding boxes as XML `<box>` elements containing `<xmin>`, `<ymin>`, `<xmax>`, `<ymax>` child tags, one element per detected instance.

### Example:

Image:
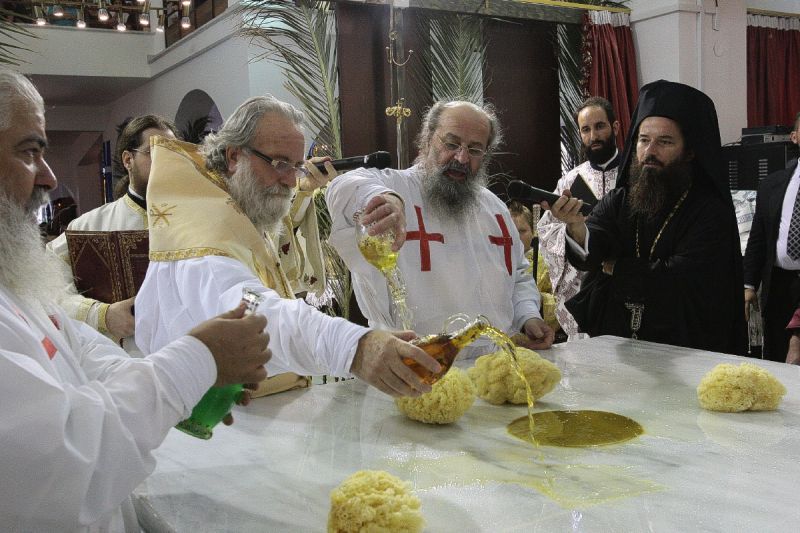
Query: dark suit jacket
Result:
<box><xmin>743</xmin><ymin>160</ymin><xmax>800</xmax><ymax>311</ymax></box>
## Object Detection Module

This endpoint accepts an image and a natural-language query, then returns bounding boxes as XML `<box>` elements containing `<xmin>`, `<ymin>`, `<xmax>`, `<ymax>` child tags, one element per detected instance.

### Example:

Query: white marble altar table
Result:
<box><xmin>134</xmin><ymin>336</ymin><xmax>800</xmax><ymax>532</ymax></box>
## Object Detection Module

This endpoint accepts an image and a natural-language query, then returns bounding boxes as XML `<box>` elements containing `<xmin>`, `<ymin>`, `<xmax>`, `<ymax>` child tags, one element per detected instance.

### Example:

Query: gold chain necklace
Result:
<box><xmin>635</xmin><ymin>189</ymin><xmax>689</xmax><ymax>260</ymax></box>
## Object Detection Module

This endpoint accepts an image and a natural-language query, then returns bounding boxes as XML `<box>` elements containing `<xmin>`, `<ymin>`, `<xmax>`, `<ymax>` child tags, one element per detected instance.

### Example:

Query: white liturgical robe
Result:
<box><xmin>326</xmin><ymin>165</ymin><xmax>541</xmax><ymax>359</ymax></box>
<box><xmin>0</xmin><ymin>285</ymin><xmax>215</xmax><ymax>531</ymax></box>
<box><xmin>537</xmin><ymin>156</ymin><xmax>619</xmax><ymax>338</ymax></box>
<box><xmin>48</xmin><ymin>193</ymin><xmax>147</xmax><ymax>354</ymax></box>
<box><xmin>135</xmin><ymin>137</ymin><xmax>368</xmax><ymax>381</ymax></box>
<box><xmin>136</xmin><ymin>255</ymin><xmax>367</xmax><ymax>378</ymax></box>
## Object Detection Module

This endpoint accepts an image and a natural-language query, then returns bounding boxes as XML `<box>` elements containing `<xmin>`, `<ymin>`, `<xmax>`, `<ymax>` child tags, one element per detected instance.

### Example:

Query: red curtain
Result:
<box><xmin>583</xmin><ymin>12</ymin><xmax>639</xmax><ymax>150</ymax></box>
<box><xmin>747</xmin><ymin>19</ymin><xmax>800</xmax><ymax>127</ymax></box>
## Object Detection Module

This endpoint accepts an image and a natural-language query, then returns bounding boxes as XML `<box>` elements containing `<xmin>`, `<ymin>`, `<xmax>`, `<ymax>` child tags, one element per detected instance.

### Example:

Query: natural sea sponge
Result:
<box><xmin>327</xmin><ymin>470</ymin><xmax>424</xmax><ymax>533</ymax></box>
<box><xmin>395</xmin><ymin>367</ymin><xmax>475</xmax><ymax>424</ymax></box>
<box><xmin>467</xmin><ymin>347</ymin><xmax>561</xmax><ymax>405</ymax></box>
<box><xmin>697</xmin><ymin>362</ymin><xmax>786</xmax><ymax>412</ymax></box>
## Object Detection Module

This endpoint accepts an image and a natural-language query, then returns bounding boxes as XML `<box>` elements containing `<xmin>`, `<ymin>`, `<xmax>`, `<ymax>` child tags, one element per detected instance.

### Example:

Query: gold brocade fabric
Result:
<box><xmin>146</xmin><ymin>137</ymin><xmax>309</xmax><ymax>397</ymax></box>
<box><xmin>282</xmin><ymin>190</ymin><xmax>327</xmax><ymax>297</ymax></box>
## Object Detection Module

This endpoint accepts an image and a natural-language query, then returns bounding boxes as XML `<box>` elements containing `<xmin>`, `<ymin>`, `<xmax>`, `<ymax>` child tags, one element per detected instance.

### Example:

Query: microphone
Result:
<box><xmin>313</xmin><ymin>151</ymin><xmax>392</xmax><ymax>173</ymax></box>
<box><xmin>507</xmin><ymin>180</ymin><xmax>593</xmax><ymax>216</ymax></box>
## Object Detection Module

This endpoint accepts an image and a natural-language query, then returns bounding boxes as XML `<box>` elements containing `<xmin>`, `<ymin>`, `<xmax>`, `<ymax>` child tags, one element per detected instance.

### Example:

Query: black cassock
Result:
<box><xmin>565</xmin><ymin>80</ymin><xmax>747</xmax><ymax>356</ymax></box>
<box><xmin>566</xmin><ymin>178</ymin><xmax>746</xmax><ymax>355</ymax></box>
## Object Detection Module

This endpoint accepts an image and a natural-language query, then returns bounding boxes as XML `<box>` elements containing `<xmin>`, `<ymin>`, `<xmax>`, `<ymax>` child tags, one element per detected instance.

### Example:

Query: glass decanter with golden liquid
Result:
<box><xmin>408</xmin><ymin>314</ymin><xmax>537</xmax><ymax>441</ymax></box>
<box><xmin>354</xmin><ymin>209</ymin><xmax>413</xmax><ymax>329</ymax></box>
<box><xmin>403</xmin><ymin>315</ymin><xmax>491</xmax><ymax>385</ymax></box>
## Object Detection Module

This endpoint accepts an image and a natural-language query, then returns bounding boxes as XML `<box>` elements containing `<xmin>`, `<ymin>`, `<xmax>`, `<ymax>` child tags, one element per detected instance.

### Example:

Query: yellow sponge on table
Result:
<box><xmin>327</xmin><ymin>470</ymin><xmax>424</xmax><ymax>533</ymax></box>
<box><xmin>697</xmin><ymin>362</ymin><xmax>786</xmax><ymax>412</ymax></box>
<box><xmin>467</xmin><ymin>346</ymin><xmax>561</xmax><ymax>405</ymax></box>
<box><xmin>395</xmin><ymin>367</ymin><xmax>475</xmax><ymax>424</ymax></box>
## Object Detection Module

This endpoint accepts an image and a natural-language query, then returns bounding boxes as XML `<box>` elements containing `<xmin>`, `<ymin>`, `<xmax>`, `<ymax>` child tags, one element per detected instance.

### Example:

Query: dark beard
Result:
<box><xmin>585</xmin><ymin>133</ymin><xmax>617</xmax><ymax>166</ymax></box>
<box><xmin>421</xmin><ymin>159</ymin><xmax>487</xmax><ymax>223</ymax></box>
<box><xmin>628</xmin><ymin>157</ymin><xmax>693</xmax><ymax>222</ymax></box>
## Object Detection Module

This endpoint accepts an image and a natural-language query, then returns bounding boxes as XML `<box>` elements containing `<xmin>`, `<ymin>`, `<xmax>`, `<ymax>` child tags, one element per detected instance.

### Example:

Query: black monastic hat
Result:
<box><xmin>617</xmin><ymin>80</ymin><xmax>730</xmax><ymax>207</ymax></box>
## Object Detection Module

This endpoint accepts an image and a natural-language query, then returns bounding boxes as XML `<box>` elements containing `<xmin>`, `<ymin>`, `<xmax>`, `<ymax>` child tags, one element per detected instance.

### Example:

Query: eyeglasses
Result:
<box><xmin>438</xmin><ymin>136</ymin><xmax>486</xmax><ymax>158</ymax></box>
<box><xmin>131</xmin><ymin>148</ymin><xmax>151</xmax><ymax>156</ymax></box>
<box><xmin>245</xmin><ymin>146</ymin><xmax>309</xmax><ymax>179</ymax></box>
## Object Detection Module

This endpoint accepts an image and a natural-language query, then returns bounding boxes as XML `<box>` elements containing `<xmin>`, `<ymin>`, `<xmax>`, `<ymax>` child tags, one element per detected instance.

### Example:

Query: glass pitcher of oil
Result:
<box><xmin>404</xmin><ymin>315</ymin><xmax>494</xmax><ymax>385</ymax></box>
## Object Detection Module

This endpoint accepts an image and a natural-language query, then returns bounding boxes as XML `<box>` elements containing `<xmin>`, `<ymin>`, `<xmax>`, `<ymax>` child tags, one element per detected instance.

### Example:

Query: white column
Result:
<box><xmin>629</xmin><ymin>0</ymin><xmax>748</xmax><ymax>144</ymax></box>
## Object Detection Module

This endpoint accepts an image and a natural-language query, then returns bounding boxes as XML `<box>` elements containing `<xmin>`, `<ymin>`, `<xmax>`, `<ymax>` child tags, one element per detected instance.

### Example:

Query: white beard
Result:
<box><xmin>0</xmin><ymin>188</ymin><xmax>73</xmax><ymax>310</ymax></box>
<box><xmin>227</xmin><ymin>158</ymin><xmax>292</xmax><ymax>235</ymax></box>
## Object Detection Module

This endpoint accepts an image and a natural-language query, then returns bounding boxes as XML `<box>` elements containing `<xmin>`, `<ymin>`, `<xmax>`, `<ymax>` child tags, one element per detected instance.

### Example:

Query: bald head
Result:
<box><xmin>415</xmin><ymin>100</ymin><xmax>502</xmax><ymax>162</ymax></box>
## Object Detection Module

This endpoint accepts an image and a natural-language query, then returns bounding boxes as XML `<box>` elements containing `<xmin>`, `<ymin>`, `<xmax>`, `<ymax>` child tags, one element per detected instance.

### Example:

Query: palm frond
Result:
<box><xmin>557</xmin><ymin>22</ymin><xmax>584</xmax><ymax>174</ymax></box>
<box><xmin>315</xmin><ymin>191</ymin><xmax>351</xmax><ymax>320</ymax></box>
<box><xmin>238</xmin><ymin>0</ymin><xmax>341</xmax><ymax>158</ymax></box>
<box><xmin>181</xmin><ymin>115</ymin><xmax>213</xmax><ymax>144</ymax></box>
<box><xmin>0</xmin><ymin>9</ymin><xmax>35</xmax><ymax>66</ymax></box>
<box><xmin>427</xmin><ymin>13</ymin><xmax>485</xmax><ymax>103</ymax></box>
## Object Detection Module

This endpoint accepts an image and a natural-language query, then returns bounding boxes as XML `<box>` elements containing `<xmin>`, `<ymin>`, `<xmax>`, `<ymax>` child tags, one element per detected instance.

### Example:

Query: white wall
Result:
<box><xmin>630</xmin><ymin>0</ymin><xmax>748</xmax><ymax>144</ymax></box>
<box><xmin>17</xmin><ymin>25</ymin><xmax>156</xmax><ymax>78</ymax></box>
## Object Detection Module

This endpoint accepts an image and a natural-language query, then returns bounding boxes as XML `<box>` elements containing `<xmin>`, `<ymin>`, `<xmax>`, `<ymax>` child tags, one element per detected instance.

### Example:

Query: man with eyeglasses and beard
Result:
<box><xmin>135</xmin><ymin>95</ymin><xmax>442</xmax><ymax>399</ymax></box>
<box><xmin>326</xmin><ymin>100</ymin><xmax>554</xmax><ymax>359</ymax></box>
<box><xmin>538</xmin><ymin>97</ymin><xmax>621</xmax><ymax>340</ymax></box>
<box><xmin>544</xmin><ymin>80</ymin><xmax>746</xmax><ymax>355</ymax></box>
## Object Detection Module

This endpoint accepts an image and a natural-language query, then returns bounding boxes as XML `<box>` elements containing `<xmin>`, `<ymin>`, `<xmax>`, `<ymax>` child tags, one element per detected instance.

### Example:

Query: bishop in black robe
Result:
<box><xmin>562</xmin><ymin>80</ymin><xmax>747</xmax><ymax>355</ymax></box>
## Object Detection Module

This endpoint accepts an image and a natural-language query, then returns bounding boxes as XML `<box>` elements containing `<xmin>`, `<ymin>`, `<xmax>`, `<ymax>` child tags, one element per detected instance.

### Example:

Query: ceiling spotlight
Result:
<box><xmin>52</xmin><ymin>4</ymin><xmax>64</xmax><ymax>17</ymax></box>
<box><xmin>76</xmin><ymin>19</ymin><xmax>86</xmax><ymax>28</ymax></box>
<box><xmin>180</xmin><ymin>16</ymin><xmax>190</xmax><ymax>29</ymax></box>
<box><xmin>181</xmin><ymin>0</ymin><xmax>190</xmax><ymax>6</ymax></box>
<box><xmin>36</xmin><ymin>16</ymin><xmax>46</xmax><ymax>25</ymax></box>
<box><xmin>137</xmin><ymin>0</ymin><xmax>146</xmax><ymax>3</ymax></box>
<box><xmin>98</xmin><ymin>8</ymin><xmax>109</xmax><ymax>21</ymax></box>
<box><xmin>116</xmin><ymin>21</ymin><xmax>126</xmax><ymax>31</ymax></box>
<box><xmin>139</xmin><ymin>13</ymin><xmax>150</xmax><ymax>26</ymax></box>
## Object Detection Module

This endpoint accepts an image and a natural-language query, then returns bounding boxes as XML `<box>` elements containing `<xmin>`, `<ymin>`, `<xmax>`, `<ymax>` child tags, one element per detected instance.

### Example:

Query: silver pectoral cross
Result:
<box><xmin>624</xmin><ymin>302</ymin><xmax>645</xmax><ymax>340</ymax></box>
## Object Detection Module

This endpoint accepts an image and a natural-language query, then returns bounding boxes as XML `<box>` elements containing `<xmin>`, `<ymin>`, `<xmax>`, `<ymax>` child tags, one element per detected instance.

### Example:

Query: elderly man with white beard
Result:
<box><xmin>135</xmin><ymin>95</ymin><xmax>441</xmax><ymax>398</ymax></box>
<box><xmin>326</xmin><ymin>100</ymin><xmax>554</xmax><ymax>358</ymax></box>
<box><xmin>0</xmin><ymin>69</ymin><xmax>273</xmax><ymax>531</ymax></box>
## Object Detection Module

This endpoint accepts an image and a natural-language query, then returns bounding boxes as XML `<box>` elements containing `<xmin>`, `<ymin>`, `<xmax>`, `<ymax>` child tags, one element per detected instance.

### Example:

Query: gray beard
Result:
<box><xmin>0</xmin><ymin>188</ymin><xmax>73</xmax><ymax>309</ymax></box>
<box><xmin>227</xmin><ymin>158</ymin><xmax>292</xmax><ymax>235</ymax></box>
<box><xmin>420</xmin><ymin>159</ymin><xmax>487</xmax><ymax>224</ymax></box>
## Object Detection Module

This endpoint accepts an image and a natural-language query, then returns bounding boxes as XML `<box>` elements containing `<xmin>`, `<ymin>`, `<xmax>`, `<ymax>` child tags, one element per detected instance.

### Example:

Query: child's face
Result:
<box><xmin>513</xmin><ymin>215</ymin><xmax>533</xmax><ymax>253</ymax></box>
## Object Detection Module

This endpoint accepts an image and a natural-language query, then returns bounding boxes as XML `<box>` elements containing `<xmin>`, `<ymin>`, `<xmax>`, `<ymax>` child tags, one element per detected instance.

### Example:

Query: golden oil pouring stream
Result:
<box><xmin>479</xmin><ymin>325</ymin><xmax>538</xmax><ymax>445</ymax></box>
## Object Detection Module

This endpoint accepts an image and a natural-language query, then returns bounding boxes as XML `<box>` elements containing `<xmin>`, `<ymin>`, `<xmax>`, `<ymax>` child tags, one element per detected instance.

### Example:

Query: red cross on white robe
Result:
<box><xmin>488</xmin><ymin>213</ymin><xmax>513</xmax><ymax>275</ymax></box>
<box><xmin>405</xmin><ymin>205</ymin><xmax>444</xmax><ymax>271</ymax></box>
<box><xmin>13</xmin><ymin>307</ymin><xmax>58</xmax><ymax>359</ymax></box>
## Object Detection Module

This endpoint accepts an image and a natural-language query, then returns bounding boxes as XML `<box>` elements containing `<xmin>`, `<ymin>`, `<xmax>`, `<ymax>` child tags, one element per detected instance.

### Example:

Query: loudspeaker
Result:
<box><xmin>722</xmin><ymin>142</ymin><xmax>799</xmax><ymax>190</ymax></box>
